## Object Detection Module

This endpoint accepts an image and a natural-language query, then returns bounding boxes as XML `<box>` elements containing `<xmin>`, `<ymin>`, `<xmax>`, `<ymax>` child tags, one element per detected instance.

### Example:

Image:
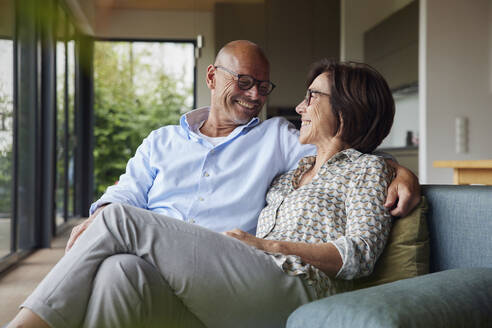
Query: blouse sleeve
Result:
<box><xmin>331</xmin><ymin>156</ymin><xmax>394</xmax><ymax>280</ymax></box>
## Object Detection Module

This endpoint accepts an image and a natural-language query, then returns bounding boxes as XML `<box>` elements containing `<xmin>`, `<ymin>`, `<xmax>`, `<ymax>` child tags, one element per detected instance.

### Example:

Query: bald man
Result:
<box><xmin>10</xmin><ymin>40</ymin><xmax>419</xmax><ymax>328</ymax></box>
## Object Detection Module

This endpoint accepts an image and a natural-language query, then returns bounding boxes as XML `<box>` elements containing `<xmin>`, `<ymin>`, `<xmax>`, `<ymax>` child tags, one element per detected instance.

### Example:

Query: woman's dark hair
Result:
<box><xmin>306</xmin><ymin>59</ymin><xmax>395</xmax><ymax>153</ymax></box>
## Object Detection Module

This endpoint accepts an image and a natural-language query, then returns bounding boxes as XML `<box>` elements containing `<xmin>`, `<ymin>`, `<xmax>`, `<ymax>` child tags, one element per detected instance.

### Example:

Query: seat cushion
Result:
<box><xmin>287</xmin><ymin>268</ymin><xmax>492</xmax><ymax>328</ymax></box>
<box><xmin>353</xmin><ymin>196</ymin><xmax>430</xmax><ymax>289</ymax></box>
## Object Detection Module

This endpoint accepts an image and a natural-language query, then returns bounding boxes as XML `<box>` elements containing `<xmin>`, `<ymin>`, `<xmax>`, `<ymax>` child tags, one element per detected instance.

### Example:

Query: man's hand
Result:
<box><xmin>224</xmin><ymin>229</ymin><xmax>266</xmax><ymax>250</ymax></box>
<box><xmin>65</xmin><ymin>205</ymin><xmax>107</xmax><ymax>253</ymax></box>
<box><xmin>385</xmin><ymin>160</ymin><xmax>421</xmax><ymax>217</ymax></box>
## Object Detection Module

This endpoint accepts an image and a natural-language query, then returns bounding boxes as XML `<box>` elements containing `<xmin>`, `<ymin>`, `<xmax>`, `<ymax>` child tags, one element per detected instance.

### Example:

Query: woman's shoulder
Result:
<box><xmin>354</xmin><ymin>152</ymin><xmax>387</xmax><ymax>167</ymax></box>
<box><xmin>342</xmin><ymin>149</ymin><xmax>393</xmax><ymax>178</ymax></box>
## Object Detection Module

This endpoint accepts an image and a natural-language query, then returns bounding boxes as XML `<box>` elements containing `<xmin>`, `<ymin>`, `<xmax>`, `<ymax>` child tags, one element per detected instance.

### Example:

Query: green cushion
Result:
<box><xmin>353</xmin><ymin>197</ymin><xmax>430</xmax><ymax>289</ymax></box>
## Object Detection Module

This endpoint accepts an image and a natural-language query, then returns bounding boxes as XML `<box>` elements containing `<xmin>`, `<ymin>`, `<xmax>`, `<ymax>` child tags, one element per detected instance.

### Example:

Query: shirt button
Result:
<box><xmin>190</xmin><ymin>218</ymin><xmax>196</xmax><ymax>224</ymax></box>
<box><xmin>198</xmin><ymin>197</ymin><xmax>205</xmax><ymax>201</ymax></box>
<box><xmin>203</xmin><ymin>172</ymin><xmax>210</xmax><ymax>177</ymax></box>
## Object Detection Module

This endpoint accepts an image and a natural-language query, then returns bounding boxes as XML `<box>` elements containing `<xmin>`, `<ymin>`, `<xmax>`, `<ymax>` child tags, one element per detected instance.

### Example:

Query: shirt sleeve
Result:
<box><xmin>331</xmin><ymin>156</ymin><xmax>394</xmax><ymax>280</ymax></box>
<box><xmin>89</xmin><ymin>131</ymin><xmax>156</xmax><ymax>215</ymax></box>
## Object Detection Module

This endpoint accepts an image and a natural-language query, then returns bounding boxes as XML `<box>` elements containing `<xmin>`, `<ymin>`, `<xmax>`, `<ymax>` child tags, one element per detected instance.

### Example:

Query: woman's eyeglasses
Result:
<box><xmin>304</xmin><ymin>89</ymin><xmax>330</xmax><ymax>106</ymax></box>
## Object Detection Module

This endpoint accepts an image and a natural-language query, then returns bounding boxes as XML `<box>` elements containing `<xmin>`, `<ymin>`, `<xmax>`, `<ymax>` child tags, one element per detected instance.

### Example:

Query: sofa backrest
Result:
<box><xmin>422</xmin><ymin>185</ymin><xmax>492</xmax><ymax>272</ymax></box>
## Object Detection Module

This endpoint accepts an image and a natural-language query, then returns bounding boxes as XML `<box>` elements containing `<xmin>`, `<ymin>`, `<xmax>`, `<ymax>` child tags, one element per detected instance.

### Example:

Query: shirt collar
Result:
<box><xmin>334</xmin><ymin>148</ymin><xmax>364</xmax><ymax>163</ymax></box>
<box><xmin>180</xmin><ymin>107</ymin><xmax>210</xmax><ymax>134</ymax></box>
<box><xmin>180</xmin><ymin>107</ymin><xmax>260</xmax><ymax>139</ymax></box>
<box><xmin>296</xmin><ymin>148</ymin><xmax>364</xmax><ymax>170</ymax></box>
<box><xmin>292</xmin><ymin>148</ymin><xmax>364</xmax><ymax>188</ymax></box>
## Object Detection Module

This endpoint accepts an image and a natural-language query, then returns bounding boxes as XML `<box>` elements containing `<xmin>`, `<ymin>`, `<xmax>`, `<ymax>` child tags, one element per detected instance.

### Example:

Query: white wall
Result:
<box><xmin>380</xmin><ymin>93</ymin><xmax>420</xmax><ymax>148</ymax></box>
<box><xmin>340</xmin><ymin>0</ymin><xmax>414</xmax><ymax>61</ymax></box>
<box><xmin>420</xmin><ymin>0</ymin><xmax>492</xmax><ymax>183</ymax></box>
<box><xmin>94</xmin><ymin>9</ymin><xmax>215</xmax><ymax>109</ymax></box>
<box><xmin>341</xmin><ymin>0</ymin><xmax>419</xmax><ymax>149</ymax></box>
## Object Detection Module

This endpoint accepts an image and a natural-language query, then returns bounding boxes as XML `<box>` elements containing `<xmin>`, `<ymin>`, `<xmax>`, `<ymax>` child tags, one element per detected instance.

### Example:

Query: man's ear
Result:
<box><xmin>206</xmin><ymin>65</ymin><xmax>216</xmax><ymax>90</ymax></box>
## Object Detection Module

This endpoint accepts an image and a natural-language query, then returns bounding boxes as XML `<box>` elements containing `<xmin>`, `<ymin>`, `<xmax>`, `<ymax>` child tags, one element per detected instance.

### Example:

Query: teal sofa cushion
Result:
<box><xmin>422</xmin><ymin>185</ymin><xmax>492</xmax><ymax>271</ymax></box>
<box><xmin>287</xmin><ymin>268</ymin><xmax>492</xmax><ymax>328</ymax></box>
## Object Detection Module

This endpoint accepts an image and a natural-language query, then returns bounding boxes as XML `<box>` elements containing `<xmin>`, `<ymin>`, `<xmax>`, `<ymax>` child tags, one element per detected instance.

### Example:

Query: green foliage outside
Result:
<box><xmin>0</xmin><ymin>148</ymin><xmax>12</xmax><ymax>215</ymax></box>
<box><xmin>0</xmin><ymin>81</ymin><xmax>13</xmax><ymax>215</ymax></box>
<box><xmin>93</xmin><ymin>42</ymin><xmax>192</xmax><ymax>199</ymax></box>
<box><xmin>55</xmin><ymin>40</ymin><xmax>75</xmax><ymax>219</ymax></box>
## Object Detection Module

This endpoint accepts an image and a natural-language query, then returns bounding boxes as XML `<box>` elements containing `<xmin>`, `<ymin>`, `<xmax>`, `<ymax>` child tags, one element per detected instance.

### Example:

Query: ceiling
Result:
<box><xmin>94</xmin><ymin>0</ymin><xmax>264</xmax><ymax>11</ymax></box>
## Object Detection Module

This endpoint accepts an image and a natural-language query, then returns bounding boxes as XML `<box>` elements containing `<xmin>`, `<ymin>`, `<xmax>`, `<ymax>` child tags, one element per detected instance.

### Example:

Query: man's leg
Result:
<box><xmin>83</xmin><ymin>254</ymin><xmax>205</xmax><ymax>328</ymax></box>
<box><xmin>21</xmin><ymin>203</ymin><xmax>317</xmax><ymax>328</ymax></box>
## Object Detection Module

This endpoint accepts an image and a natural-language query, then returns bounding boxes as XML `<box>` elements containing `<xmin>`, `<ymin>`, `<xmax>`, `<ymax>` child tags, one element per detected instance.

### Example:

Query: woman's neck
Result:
<box><xmin>314</xmin><ymin>141</ymin><xmax>346</xmax><ymax>171</ymax></box>
<box><xmin>299</xmin><ymin>139</ymin><xmax>347</xmax><ymax>187</ymax></box>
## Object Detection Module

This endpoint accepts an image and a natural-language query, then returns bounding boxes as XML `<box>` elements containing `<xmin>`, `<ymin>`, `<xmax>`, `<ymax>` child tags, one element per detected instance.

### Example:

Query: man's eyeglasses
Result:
<box><xmin>304</xmin><ymin>89</ymin><xmax>330</xmax><ymax>106</ymax></box>
<box><xmin>214</xmin><ymin>65</ymin><xmax>276</xmax><ymax>96</ymax></box>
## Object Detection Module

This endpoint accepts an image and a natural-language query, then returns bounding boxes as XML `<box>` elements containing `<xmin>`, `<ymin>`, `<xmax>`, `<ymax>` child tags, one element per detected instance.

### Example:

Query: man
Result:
<box><xmin>66</xmin><ymin>40</ymin><xmax>419</xmax><ymax>252</ymax></box>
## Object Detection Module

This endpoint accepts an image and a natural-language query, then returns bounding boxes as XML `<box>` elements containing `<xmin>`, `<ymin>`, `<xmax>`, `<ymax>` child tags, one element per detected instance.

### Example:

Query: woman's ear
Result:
<box><xmin>335</xmin><ymin>114</ymin><xmax>344</xmax><ymax>138</ymax></box>
<box><xmin>206</xmin><ymin>65</ymin><xmax>216</xmax><ymax>90</ymax></box>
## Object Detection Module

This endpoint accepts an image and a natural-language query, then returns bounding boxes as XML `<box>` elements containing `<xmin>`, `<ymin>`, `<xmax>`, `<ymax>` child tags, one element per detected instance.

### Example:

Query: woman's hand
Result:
<box><xmin>384</xmin><ymin>160</ymin><xmax>421</xmax><ymax>217</ymax></box>
<box><xmin>223</xmin><ymin>229</ymin><xmax>268</xmax><ymax>251</ymax></box>
<box><xmin>225</xmin><ymin>229</ymin><xmax>343</xmax><ymax>277</ymax></box>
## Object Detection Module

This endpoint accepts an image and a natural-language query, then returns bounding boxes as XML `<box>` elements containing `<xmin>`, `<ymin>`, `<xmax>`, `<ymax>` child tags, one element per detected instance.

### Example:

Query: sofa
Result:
<box><xmin>287</xmin><ymin>185</ymin><xmax>492</xmax><ymax>327</ymax></box>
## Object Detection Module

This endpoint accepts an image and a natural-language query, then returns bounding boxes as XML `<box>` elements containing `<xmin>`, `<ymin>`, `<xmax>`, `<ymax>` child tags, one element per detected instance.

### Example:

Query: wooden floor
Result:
<box><xmin>0</xmin><ymin>222</ymin><xmax>77</xmax><ymax>325</ymax></box>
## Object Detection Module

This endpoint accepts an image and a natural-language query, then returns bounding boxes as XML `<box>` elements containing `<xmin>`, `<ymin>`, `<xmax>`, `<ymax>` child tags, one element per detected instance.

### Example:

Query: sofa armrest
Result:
<box><xmin>287</xmin><ymin>268</ymin><xmax>492</xmax><ymax>328</ymax></box>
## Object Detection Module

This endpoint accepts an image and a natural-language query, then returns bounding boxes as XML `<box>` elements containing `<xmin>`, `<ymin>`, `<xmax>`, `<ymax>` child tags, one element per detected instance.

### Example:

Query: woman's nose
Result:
<box><xmin>295</xmin><ymin>100</ymin><xmax>306</xmax><ymax>114</ymax></box>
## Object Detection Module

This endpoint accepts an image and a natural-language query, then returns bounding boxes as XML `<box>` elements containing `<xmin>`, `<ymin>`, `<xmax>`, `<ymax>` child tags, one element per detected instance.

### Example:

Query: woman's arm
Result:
<box><xmin>226</xmin><ymin>156</ymin><xmax>394</xmax><ymax>280</ymax></box>
<box><xmin>224</xmin><ymin>229</ymin><xmax>343</xmax><ymax>277</ymax></box>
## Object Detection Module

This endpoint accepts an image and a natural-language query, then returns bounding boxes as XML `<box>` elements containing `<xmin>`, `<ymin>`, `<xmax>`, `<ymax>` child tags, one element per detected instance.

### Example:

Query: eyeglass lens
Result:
<box><xmin>237</xmin><ymin>75</ymin><xmax>272</xmax><ymax>96</ymax></box>
<box><xmin>305</xmin><ymin>90</ymin><xmax>312</xmax><ymax>106</ymax></box>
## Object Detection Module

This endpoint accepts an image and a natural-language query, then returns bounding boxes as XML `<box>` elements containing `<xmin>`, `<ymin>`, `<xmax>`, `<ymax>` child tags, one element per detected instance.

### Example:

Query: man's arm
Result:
<box><xmin>384</xmin><ymin>160</ymin><xmax>420</xmax><ymax>217</ymax></box>
<box><xmin>68</xmin><ymin>131</ymin><xmax>158</xmax><ymax>252</ymax></box>
<box><xmin>89</xmin><ymin>131</ymin><xmax>157</xmax><ymax>216</ymax></box>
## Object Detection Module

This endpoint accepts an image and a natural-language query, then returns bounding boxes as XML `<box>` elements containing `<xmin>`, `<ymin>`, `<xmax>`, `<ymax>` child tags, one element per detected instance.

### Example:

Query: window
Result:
<box><xmin>55</xmin><ymin>9</ymin><xmax>77</xmax><ymax>227</ymax></box>
<box><xmin>0</xmin><ymin>0</ymin><xmax>14</xmax><ymax>259</ymax></box>
<box><xmin>0</xmin><ymin>0</ymin><xmax>86</xmax><ymax>273</ymax></box>
<box><xmin>55</xmin><ymin>8</ymin><xmax>66</xmax><ymax>227</ymax></box>
<box><xmin>93</xmin><ymin>41</ymin><xmax>195</xmax><ymax>199</ymax></box>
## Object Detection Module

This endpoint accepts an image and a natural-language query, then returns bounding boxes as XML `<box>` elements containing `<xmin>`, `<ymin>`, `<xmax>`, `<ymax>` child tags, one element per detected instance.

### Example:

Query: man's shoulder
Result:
<box><xmin>147</xmin><ymin>124</ymin><xmax>183</xmax><ymax>139</ymax></box>
<box><xmin>259</xmin><ymin>116</ymin><xmax>299</xmax><ymax>135</ymax></box>
<box><xmin>262</xmin><ymin>116</ymin><xmax>291</xmax><ymax>126</ymax></box>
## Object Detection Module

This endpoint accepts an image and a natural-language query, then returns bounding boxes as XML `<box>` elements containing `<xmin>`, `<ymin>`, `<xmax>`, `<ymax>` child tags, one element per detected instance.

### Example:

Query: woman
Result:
<box><xmin>9</xmin><ymin>60</ymin><xmax>395</xmax><ymax>328</ymax></box>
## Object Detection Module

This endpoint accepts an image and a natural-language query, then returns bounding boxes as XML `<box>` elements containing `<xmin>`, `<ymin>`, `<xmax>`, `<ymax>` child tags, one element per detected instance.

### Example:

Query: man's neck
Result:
<box><xmin>200</xmin><ymin>109</ymin><xmax>240</xmax><ymax>137</ymax></box>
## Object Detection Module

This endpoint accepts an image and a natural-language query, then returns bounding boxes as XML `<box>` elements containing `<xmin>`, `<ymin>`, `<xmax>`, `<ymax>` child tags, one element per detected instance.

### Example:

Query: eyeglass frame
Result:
<box><xmin>304</xmin><ymin>89</ymin><xmax>330</xmax><ymax>106</ymax></box>
<box><xmin>214</xmin><ymin>65</ymin><xmax>276</xmax><ymax>96</ymax></box>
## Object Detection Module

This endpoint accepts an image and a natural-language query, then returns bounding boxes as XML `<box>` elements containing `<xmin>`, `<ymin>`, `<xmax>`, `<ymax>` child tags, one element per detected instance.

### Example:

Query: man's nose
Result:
<box><xmin>245</xmin><ymin>83</ymin><xmax>261</xmax><ymax>99</ymax></box>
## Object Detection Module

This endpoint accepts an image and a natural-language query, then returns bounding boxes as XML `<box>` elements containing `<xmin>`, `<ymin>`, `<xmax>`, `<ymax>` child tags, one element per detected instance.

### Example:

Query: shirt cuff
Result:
<box><xmin>89</xmin><ymin>200</ymin><xmax>112</xmax><ymax>216</ymax></box>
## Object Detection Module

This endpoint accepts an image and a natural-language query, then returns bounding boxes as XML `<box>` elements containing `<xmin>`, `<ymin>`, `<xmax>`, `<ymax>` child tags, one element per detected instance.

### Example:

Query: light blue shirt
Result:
<box><xmin>90</xmin><ymin>107</ymin><xmax>315</xmax><ymax>234</ymax></box>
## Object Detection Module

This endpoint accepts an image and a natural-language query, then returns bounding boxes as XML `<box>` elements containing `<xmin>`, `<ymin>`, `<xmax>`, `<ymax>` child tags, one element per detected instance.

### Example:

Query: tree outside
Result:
<box><xmin>93</xmin><ymin>41</ymin><xmax>194</xmax><ymax>199</ymax></box>
<box><xmin>0</xmin><ymin>38</ymin><xmax>14</xmax><ymax>258</ymax></box>
<box><xmin>0</xmin><ymin>80</ymin><xmax>13</xmax><ymax>216</ymax></box>
<box><xmin>0</xmin><ymin>39</ymin><xmax>14</xmax><ymax>217</ymax></box>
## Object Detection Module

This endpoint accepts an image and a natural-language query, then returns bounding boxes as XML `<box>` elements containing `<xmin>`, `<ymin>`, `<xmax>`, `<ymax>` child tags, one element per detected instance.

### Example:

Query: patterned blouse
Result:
<box><xmin>256</xmin><ymin>148</ymin><xmax>394</xmax><ymax>298</ymax></box>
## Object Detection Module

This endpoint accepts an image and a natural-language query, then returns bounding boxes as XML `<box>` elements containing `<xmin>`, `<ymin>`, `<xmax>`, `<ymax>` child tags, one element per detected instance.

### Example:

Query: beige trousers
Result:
<box><xmin>22</xmin><ymin>203</ymin><xmax>316</xmax><ymax>328</ymax></box>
